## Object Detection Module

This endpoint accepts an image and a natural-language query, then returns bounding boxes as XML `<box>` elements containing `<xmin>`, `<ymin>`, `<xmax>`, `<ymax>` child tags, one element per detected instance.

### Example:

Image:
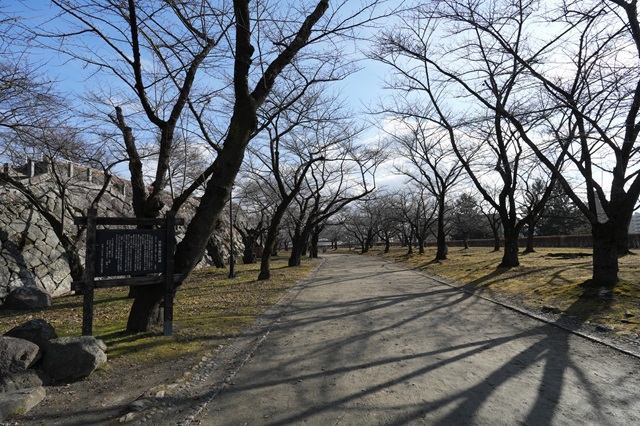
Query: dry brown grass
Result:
<box><xmin>0</xmin><ymin>256</ymin><xmax>319</xmax><ymax>365</ymax></box>
<box><xmin>365</xmin><ymin>246</ymin><xmax>640</xmax><ymax>338</ymax></box>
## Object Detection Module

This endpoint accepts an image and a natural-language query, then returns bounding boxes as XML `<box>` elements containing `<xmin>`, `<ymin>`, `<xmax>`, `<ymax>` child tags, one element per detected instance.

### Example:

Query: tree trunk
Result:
<box><xmin>417</xmin><ymin>236</ymin><xmax>425</xmax><ymax>254</ymax></box>
<box><xmin>310</xmin><ymin>229</ymin><xmax>320</xmax><ymax>258</ymax></box>
<box><xmin>523</xmin><ymin>222</ymin><xmax>535</xmax><ymax>254</ymax></box>
<box><xmin>289</xmin><ymin>246</ymin><xmax>303</xmax><ymax>267</ymax></box>
<box><xmin>258</xmin><ymin>227</ymin><xmax>277</xmax><ymax>280</ymax></box>
<box><xmin>613</xmin><ymin>209</ymin><xmax>632</xmax><ymax>256</ymax></box>
<box><xmin>435</xmin><ymin>205</ymin><xmax>447</xmax><ymax>260</ymax></box>
<box><xmin>260</xmin><ymin>202</ymin><xmax>292</xmax><ymax>279</ymax></box>
<box><xmin>365</xmin><ymin>228</ymin><xmax>375</xmax><ymax>252</ymax></box>
<box><xmin>499</xmin><ymin>226</ymin><xmax>519</xmax><ymax>268</ymax></box>
<box><xmin>126</xmin><ymin>284</ymin><xmax>165</xmax><ymax>332</ymax></box>
<box><xmin>491</xmin><ymin>224</ymin><xmax>501</xmax><ymax>252</ymax></box>
<box><xmin>384</xmin><ymin>238</ymin><xmax>390</xmax><ymax>253</ymax></box>
<box><xmin>289</xmin><ymin>231</ymin><xmax>304</xmax><ymax>266</ymax></box>
<box><xmin>206</xmin><ymin>237</ymin><xmax>225</xmax><ymax>268</ymax></box>
<box><xmin>462</xmin><ymin>234</ymin><xmax>469</xmax><ymax>250</ymax></box>
<box><xmin>242</xmin><ymin>238</ymin><xmax>257</xmax><ymax>264</ymax></box>
<box><xmin>592</xmin><ymin>221</ymin><xmax>619</xmax><ymax>285</ymax></box>
<box><xmin>127</xmin><ymin>103</ymin><xmax>255</xmax><ymax>332</ymax></box>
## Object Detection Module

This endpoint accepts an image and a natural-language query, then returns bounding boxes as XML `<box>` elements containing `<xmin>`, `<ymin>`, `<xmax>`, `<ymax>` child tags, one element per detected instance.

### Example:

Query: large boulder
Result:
<box><xmin>4</xmin><ymin>319</ymin><xmax>58</xmax><ymax>349</ymax></box>
<box><xmin>0</xmin><ymin>337</ymin><xmax>41</xmax><ymax>373</ymax></box>
<box><xmin>41</xmin><ymin>336</ymin><xmax>107</xmax><ymax>381</ymax></box>
<box><xmin>0</xmin><ymin>387</ymin><xmax>46</xmax><ymax>421</ymax></box>
<box><xmin>1</xmin><ymin>287</ymin><xmax>51</xmax><ymax>310</ymax></box>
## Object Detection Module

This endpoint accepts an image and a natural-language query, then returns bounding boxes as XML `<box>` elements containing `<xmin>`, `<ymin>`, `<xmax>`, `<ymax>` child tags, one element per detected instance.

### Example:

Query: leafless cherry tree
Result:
<box><xmin>379</xmin><ymin>0</ymin><xmax>640</xmax><ymax>285</ymax></box>
<box><xmin>42</xmin><ymin>0</ymin><xmax>392</xmax><ymax>331</ymax></box>
<box><xmin>386</xmin><ymin>115</ymin><xmax>464</xmax><ymax>260</ymax></box>
<box><xmin>373</xmin><ymin>1</ymin><xmax>562</xmax><ymax>268</ymax></box>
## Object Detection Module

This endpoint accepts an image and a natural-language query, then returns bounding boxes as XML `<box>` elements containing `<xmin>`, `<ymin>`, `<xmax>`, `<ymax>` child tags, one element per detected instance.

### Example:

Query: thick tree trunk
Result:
<box><xmin>499</xmin><ymin>227</ymin><xmax>519</xmax><ymax>268</ymax></box>
<box><xmin>259</xmin><ymin>253</ymin><xmax>272</xmax><ymax>280</ymax></box>
<box><xmin>127</xmin><ymin>107</ymin><xmax>256</xmax><ymax>332</ymax></box>
<box><xmin>310</xmin><ymin>230</ymin><xmax>320</xmax><ymax>258</ymax></box>
<box><xmin>289</xmin><ymin>232</ymin><xmax>304</xmax><ymax>267</ymax></box>
<box><xmin>206</xmin><ymin>238</ymin><xmax>225</xmax><ymax>268</ymax></box>
<box><xmin>613</xmin><ymin>209</ymin><xmax>632</xmax><ymax>256</ymax></box>
<box><xmin>592</xmin><ymin>221</ymin><xmax>619</xmax><ymax>285</ymax></box>
<box><xmin>242</xmin><ymin>240</ymin><xmax>257</xmax><ymax>264</ymax></box>
<box><xmin>289</xmin><ymin>246</ymin><xmax>303</xmax><ymax>267</ymax></box>
<box><xmin>123</xmin><ymin>0</ymin><xmax>330</xmax><ymax>332</ymax></box>
<box><xmin>417</xmin><ymin>236</ymin><xmax>425</xmax><ymax>254</ymax></box>
<box><xmin>126</xmin><ymin>284</ymin><xmax>165</xmax><ymax>332</ymax></box>
<box><xmin>258</xmin><ymin>232</ymin><xmax>275</xmax><ymax>281</ymax></box>
<box><xmin>384</xmin><ymin>238</ymin><xmax>390</xmax><ymax>253</ymax></box>
<box><xmin>462</xmin><ymin>234</ymin><xmax>469</xmax><ymax>250</ymax></box>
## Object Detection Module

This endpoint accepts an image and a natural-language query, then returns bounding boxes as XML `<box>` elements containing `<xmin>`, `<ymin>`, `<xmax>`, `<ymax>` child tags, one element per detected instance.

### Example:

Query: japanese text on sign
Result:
<box><xmin>95</xmin><ymin>230</ymin><xmax>165</xmax><ymax>277</ymax></box>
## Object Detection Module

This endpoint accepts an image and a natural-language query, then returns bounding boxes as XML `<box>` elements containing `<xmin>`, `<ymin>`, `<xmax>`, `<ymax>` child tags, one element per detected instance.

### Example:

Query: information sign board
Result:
<box><xmin>94</xmin><ymin>229</ymin><xmax>166</xmax><ymax>277</ymax></box>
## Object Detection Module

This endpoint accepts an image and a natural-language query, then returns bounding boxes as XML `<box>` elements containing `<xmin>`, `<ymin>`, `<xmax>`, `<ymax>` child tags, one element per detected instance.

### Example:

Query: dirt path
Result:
<box><xmin>9</xmin><ymin>253</ymin><xmax>640</xmax><ymax>425</ymax></box>
<box><xmin>186</xmin><ymin>253</ymin><xmax>640</xmax><ymax>426</ymax></box>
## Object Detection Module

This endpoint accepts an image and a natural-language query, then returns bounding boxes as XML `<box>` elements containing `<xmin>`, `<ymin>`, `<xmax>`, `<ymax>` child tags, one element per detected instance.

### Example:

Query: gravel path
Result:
<box><xmin>183</xmin><ymin>253</ymin><xmax>640</xmax><ymax>426</ymax></box>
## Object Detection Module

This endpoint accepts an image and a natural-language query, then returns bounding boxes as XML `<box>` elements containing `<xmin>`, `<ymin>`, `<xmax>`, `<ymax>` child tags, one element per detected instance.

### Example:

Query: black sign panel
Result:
<box><xmin>95</xmin><ymin>230</ymin><xmax>166</xmax><ymax>277</ymax></box>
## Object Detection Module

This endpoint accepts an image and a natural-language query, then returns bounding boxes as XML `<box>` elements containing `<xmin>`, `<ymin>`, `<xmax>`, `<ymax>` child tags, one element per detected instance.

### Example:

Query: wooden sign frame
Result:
<box><xmin>74</xmin><ymin>209</ymin><xmax>184</xmax><ymax>336</ymax></box>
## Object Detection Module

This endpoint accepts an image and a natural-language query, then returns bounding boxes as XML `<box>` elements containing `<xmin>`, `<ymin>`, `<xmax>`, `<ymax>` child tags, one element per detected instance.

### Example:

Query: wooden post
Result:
<box><xmin>163</xmin><ymin>211</ymin><xmax>176</xmax><ymax>336</ymax></box>
<box><xmin>82</xmin><ymin>208</ymin><xmax>98</xmax><ymax>336</ymax></box>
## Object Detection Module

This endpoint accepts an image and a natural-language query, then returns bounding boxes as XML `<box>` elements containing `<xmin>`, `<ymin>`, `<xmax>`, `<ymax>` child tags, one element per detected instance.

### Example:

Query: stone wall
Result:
<box><xmin>0</xmin><ymin>161</ymin><xmax>239</xmax><ymax>303</ymax></box>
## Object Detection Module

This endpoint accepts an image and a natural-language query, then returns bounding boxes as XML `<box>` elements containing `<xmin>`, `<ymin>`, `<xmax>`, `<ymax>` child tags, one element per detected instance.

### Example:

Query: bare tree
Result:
<box><xmin>373</xmin><ymin>1</ymin><xmax>561</xmax><ymax>268</ymax></box>
<box><xmin>288</xmin><ymin>140</ymin><xmax>384</xmax><ymax>266</ymax></box>
<box><xmin>397</xmin><ymin>185</ymin><xmax>437</xmax><ymax>255</ymax></box>
<box><xmin>450</xmin><ymin>192</ymin><xmax>487</xmax><ymax>250</ymax></box>
<box><xmin>478</xmin><ymin>199</ymin><xmax>502</xmax><ymax>252</ymax></box>
<box><xmin>387</xmin><ymin>116</ymin><xmax>464</xmax><ymax>260</ymax></box>
<box><xmin>42</xmin><ymin>0</ymin><xmax>392</xmax><ymax>331</ymax></box>
<box><xmin>342</xmin><ymin>199</ymin><xmax>378</xmax><ymax>253</ymax></box>
<box><xmin>0</xmin><ymin>128</ymin><xmax>114</xmax><ymax>283</ymax></box>
<box><xmin>250</xmin><ymin>88</ymin><xmax>352</xmax><ymax>279</ymax></box>
<box><xmin>0</xmin><ymin>8</ymin><xmax>61</xmax><ymax>152</ymax></box>
<box><xmin>379</xmin><ymin>0</ymin><xmax>640</xmax><ymax>284</ymax></box>
<box><xmin>0</xmin><ymin>7</ymin><xmax>120</xmax><ymax>285</ymax></box>
<box><xmin>374</xmin><ymin>192</ymin><xmax>402</xmax><ymax>253</ymax></box>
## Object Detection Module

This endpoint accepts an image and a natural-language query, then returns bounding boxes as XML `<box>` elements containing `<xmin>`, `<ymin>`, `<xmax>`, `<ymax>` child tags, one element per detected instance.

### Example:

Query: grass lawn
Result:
<box><xmin>364</xmin><ymin>246</ymin><xmax>640</xmax><ymax>339</ymax></box>
<box><xmin>0</xmin><ymin>256</ymin><xmax>319</xmax><ymax>365</ymax></box>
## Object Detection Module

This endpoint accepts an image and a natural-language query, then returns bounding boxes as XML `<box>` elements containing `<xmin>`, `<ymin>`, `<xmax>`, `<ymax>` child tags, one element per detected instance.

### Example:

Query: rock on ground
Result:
<box><xmin>0</xmin><ymin>336</ymin><xmax>41</xmax><ymax>373</ymax></box>
<box><xmin>41</xmin><ymin>336</ymin><xmax>107</xmax><ymax>381</ymax></box>
<box><xmin>3</xmin><ymin>319</ymin><xmax>57</xmax><ymax>349</ymax></box>
<box><xmin>0</xmin><ymin>370</ymin><xmax>47</xmax><ymax>393</ymax></box>
<box><xmin>0</xmin><ymin>387</ymin><xmax>46</xmax><ymax>421</ymax></box>
<box><xmin>1</xmin><ymin>287</ymin><xmax>51</xmax><ymax>310</ymax></box>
